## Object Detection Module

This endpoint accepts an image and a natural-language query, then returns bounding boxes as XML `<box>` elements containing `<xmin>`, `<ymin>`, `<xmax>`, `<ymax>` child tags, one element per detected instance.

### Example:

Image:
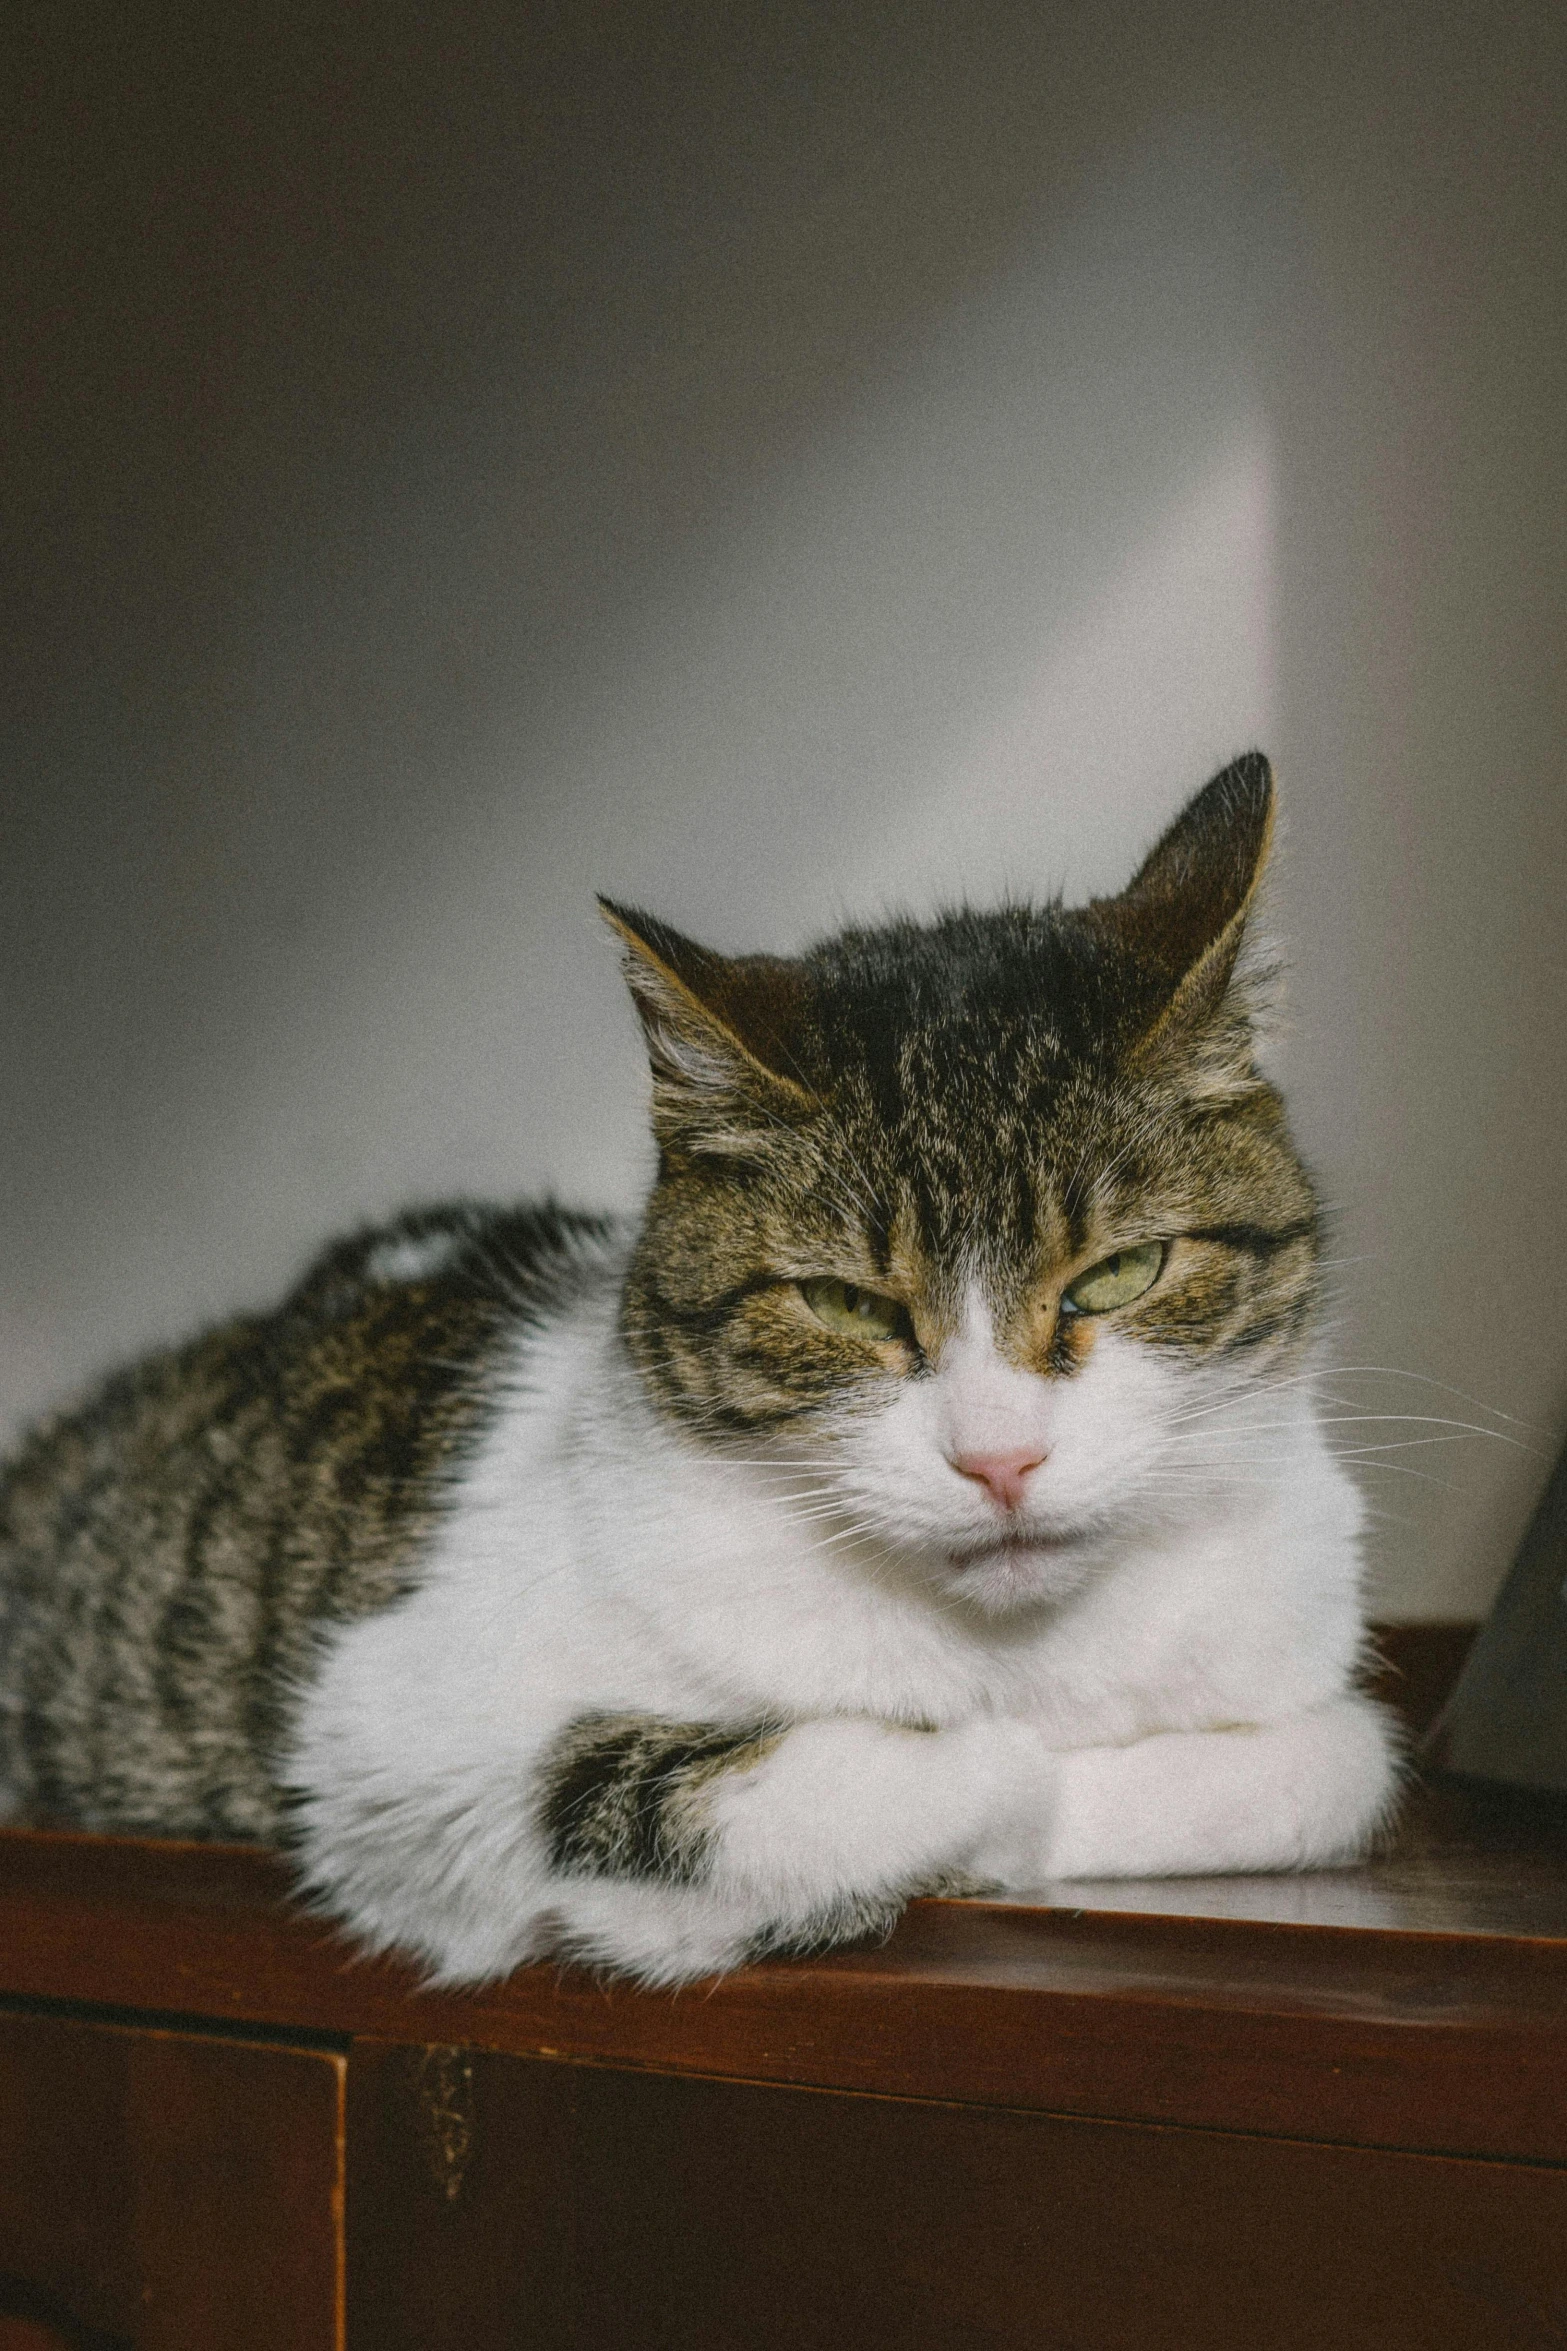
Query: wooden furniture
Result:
<box><xmin>5</xmin><ymin>1625</ymin><xmax>1567</xmax><ymax>2351</ymax></box>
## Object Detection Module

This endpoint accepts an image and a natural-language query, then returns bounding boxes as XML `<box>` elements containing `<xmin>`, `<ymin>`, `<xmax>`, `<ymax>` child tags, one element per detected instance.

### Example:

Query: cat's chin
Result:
<box><xmin>935</xmin><ymin>1529</ymin><xmax>1097</xmax><ymax>1613</ymax></box>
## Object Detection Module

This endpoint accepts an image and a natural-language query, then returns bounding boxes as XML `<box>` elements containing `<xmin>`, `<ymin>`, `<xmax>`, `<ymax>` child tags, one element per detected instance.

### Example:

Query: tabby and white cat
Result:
<box><xmin>0</xmin><ymin>755</ymin><xmax>1397</xmax><ymax>1983</ymax></box>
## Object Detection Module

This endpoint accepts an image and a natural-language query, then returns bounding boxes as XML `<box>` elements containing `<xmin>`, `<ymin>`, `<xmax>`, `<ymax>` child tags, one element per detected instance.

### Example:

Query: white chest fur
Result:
<box><xmin>284</xmin><ymin>1262</ymin><xmax>1390</xmax><ymax>1987</ymax></box>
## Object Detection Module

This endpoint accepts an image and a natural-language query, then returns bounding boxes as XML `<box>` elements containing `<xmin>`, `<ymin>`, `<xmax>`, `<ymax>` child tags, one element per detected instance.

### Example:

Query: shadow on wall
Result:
<box><xmin>307</xmin><ymin>131</ymin><xmax>1282</xmax><ymax>1215</ymax></box>
<box><xmin>5</xmin><ymin>2</ymin><xmax>1567</xmax><ymax>1619</ymax></box>
<box><xmin>3</xmin><ymin>82</ymin><xmax>1282</xmax><ymax>1425</ymax></box>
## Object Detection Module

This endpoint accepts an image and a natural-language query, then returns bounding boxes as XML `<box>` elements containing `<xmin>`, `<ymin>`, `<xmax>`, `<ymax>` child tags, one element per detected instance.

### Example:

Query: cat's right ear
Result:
<box><xmin>598</xmin><ymin>900</ymin><xmax>817</xmax><ymax>1134</ymax></box>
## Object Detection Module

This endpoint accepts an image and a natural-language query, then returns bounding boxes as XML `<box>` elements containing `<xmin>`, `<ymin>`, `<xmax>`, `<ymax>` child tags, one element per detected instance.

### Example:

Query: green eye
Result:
<box><xmin>1063</xmin><ymin>1241</ymin><xmax>1166</xmax><ymax>1315</ymax></box>
<box><xmin>800</xmin><ymin>1278</ymin><xmax>910</xmax><ymax>1343</ymax></box>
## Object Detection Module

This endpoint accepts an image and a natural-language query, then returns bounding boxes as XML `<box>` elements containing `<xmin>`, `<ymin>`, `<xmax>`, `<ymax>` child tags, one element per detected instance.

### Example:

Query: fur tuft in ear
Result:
<box><xmin>598</xmin><ymin>900</ymin><xmax>817</xmax><ymax>1126</ymax></box>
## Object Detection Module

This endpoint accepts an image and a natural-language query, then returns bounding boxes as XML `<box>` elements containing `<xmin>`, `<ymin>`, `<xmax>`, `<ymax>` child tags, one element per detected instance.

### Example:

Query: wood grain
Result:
<box><xmin>2</xmin><ymin>1623</ymin><xmax>1563</xmax><ymax>2348</ymax></box>
<box><xmin>345</xmin><ymin>2041</ymin><xmax>1567</xmax><ymax>2351</ymax></box>
<box><xmin>6</xmin><ymin>1624</ymin><xmax>1563</xmax><ymax>2182</ymax></box>
<box><xmin>3</xmin><ymin>1773</ymin><xmax>1566</xmax><ymax>2166</ymax></box>
<box><xmin>0</xmin><ymin>2011</ymin><xmax>344</xmax><ymax>2351</ymax></box>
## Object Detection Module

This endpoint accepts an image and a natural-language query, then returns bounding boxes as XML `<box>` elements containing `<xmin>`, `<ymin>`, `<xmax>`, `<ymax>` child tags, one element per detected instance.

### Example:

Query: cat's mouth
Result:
<box><xmin>944</xmin><ymin>1527</ymin><xmax>1085</xmax><ymax>1569</ymax></box>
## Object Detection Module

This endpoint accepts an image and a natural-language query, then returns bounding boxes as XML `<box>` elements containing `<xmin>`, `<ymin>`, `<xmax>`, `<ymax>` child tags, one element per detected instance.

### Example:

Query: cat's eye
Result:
<box><xmin>1063</xmin><ymin>1241</ymin><xmax>1166</xmax><ymax>1315</ymax></box>
<box><xmin>799</xmin><ymin>1278</ymin><xmax>910</xmax><ymax>1344</ymax></box>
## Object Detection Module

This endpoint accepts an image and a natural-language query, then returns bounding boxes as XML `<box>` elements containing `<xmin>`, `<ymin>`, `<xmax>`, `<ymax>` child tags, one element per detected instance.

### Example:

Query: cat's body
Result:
<box><xmin>0</xmin><ymin>758</ymin><xmax>1399</xmax><ymax>1982</ymax></box>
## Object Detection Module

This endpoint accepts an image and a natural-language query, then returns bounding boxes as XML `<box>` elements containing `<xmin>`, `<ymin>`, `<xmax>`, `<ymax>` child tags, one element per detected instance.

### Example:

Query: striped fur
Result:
<box><xmin>0</xmin><ymin>757</ymin><xmax>1398</xmax><ymax>1984</ymax></box>
<box><xmin>0</xmin><ymin>1204</ymin><xmax>613</xmax><ymax>1834</ymax></box>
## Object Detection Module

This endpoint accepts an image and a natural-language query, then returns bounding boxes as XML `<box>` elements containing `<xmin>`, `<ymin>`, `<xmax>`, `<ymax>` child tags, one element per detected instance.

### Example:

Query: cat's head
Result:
<box><xmin>608</xmin><ymin>754</ymin><xmax>1320</xmax><ymax>1613</ymax></box>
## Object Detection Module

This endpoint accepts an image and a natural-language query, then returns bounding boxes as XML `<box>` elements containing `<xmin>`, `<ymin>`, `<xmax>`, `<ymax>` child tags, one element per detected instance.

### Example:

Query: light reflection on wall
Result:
<box><xmin>148</xmin><ymin>143</ymin><xmax>1281</xmax><ymax>1307</ymax></box>
<box><xmin>4</xmin><ymin>7</ymin><xmax>1565</xmax><ymax>1620</ymax></box>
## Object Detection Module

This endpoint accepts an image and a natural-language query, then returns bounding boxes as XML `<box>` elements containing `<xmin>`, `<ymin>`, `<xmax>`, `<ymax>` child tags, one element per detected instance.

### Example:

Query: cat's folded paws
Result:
<box><xmin>699</xmin><ymin>1710</ymin><xmax>1063</xmax><ymax>1904</ymax></box>
<box><xmin>990</xmin><ymin>1700</ymin><xmax>1399</xmax><ymax>1884</ymax></box>
<box><xmin>928</xmin><ymin>1714</ymin><xmax>1067</xmax><ymax>1891</ymax></box>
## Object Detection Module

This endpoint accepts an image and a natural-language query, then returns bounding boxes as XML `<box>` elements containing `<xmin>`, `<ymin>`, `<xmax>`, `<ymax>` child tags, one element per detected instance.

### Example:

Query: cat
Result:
<box><xmin>0</xmin><ymin>753</ymin><xmax>1399</xmax><ymax>1984</ymax></box>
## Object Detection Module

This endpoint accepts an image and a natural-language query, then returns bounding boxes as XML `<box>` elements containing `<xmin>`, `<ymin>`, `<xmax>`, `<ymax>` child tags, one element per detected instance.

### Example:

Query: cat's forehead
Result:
<box><xmin>804</xmin><ymin>901</ymin><xmax>1156</xmax><ymax>1070</ymax></box>
<box><xmin>782</xmin><ymin>907</ymin><xmax>1261</xmax><ymax>1287</ymax></box>
<box><xmin>845</xmin><ymin>1086</ymin><xmax>1154</xmax><ymax>1286</ymax></box>
<box><xmin>806</xmin><ymin>908</ymin><xmax>1162</xmax><ymax>1164</ymax></box>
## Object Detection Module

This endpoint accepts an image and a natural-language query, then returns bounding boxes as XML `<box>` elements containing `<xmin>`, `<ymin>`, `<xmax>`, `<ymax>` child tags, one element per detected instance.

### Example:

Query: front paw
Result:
<box><xmin>954</xmin><ymin>1721</ymin><xmax>1065</xmax><ymax>1890</ymax></box>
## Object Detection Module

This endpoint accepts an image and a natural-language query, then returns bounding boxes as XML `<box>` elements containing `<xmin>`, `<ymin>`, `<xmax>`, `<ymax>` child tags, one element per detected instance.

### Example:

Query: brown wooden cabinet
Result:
<box><xmin>0</xmin><ymin>2011</ymin><xmax>342</xmax><ymax>2351</ymax></box>
<box><xmin>4</xmin><ymin>1629</ymin><xmax>1567</xmax><ymax>2349</ymax></box>
<box><xmin>344</xmin><ymin>2037</ymin><xmax>1567</xmax><ymax>2351</ymax></box>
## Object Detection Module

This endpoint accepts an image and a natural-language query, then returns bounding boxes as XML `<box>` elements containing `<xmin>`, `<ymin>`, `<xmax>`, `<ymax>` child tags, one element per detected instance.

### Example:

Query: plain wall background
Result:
<box><xmin>4</xmin><ymin>0</ymin><xmax>1564</xmax><ymax>1618</ymax></box>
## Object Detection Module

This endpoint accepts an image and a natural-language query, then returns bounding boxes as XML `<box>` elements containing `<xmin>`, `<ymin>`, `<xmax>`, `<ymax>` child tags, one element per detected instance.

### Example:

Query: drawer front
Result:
<box><xmin>0</xmin><ymin>2008</ymin><xmax>344</xmax><ymax>2351</ymax></box>
<box><xmin>349</xmin><ymin>2041</ymin><xmax>1567</xmax><ymax>2351</ymax></box>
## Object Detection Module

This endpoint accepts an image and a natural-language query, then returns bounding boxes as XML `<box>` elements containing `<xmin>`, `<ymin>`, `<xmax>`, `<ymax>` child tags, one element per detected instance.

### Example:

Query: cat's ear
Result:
<box><xmin>1103</xmin><ymin>752</ymin><xmax>1275</xmax><ymax>1058</ymax></box>
<box><xmin>599</xmin><ymin>899</ymin><xmax>816</xmax><ymax>1129</ymax></box>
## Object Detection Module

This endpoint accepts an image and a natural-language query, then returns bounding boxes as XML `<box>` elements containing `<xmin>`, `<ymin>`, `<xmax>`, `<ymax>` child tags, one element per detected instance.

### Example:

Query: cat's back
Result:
<box><xmin>0</xmin><ymin>1198</ymin><xmax>618</xmax><ymax>1839</ymax></box>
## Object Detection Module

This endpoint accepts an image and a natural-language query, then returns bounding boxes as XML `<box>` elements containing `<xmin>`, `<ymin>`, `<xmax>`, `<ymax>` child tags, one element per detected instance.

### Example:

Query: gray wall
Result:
<box><xmin>5</xmin><ymin>2</ymin><xmax>1564</xmax><ymax>1617</ymax></box>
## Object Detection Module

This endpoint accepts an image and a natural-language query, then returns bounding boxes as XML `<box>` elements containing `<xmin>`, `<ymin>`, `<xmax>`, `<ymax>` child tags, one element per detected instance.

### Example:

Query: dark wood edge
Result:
<box><xmin>6</xmin><ymin>1822</ymin><xmax>1567</xmax><ymax>2165</ymax></box>
<box><xmin>1363</xmin><ymin>1620</ymin><xmax>1478</xmax><ymax>1739</ymax></box>
<box><xmin>14</xmin><ymin>1621</ymin><xmax>1567</xmax><ymax>2167</ymax></box>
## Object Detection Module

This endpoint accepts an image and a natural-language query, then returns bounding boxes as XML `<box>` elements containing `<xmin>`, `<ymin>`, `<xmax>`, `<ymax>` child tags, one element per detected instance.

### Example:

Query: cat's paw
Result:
<box><xmin>928</xmin><ymin>1716</ymin><xmax>1065</xmax><ymax>1891</ymax></box>
<box><xmin>1018</xmin><ymin>1699</ymin><xmax>1399</xmax><ymax>1882</ymax></box>
<box><xmin>708</xmin><ymin>1714</ymin><xmax>1066</xmax><ymax>1952</ymax></box>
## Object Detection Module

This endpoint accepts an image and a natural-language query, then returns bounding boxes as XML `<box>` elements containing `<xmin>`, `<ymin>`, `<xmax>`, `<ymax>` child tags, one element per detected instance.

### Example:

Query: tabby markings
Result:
<box><xmin>538</xmin><ymin>1712</ymin><xmax>785</xmax><ymax>1882</ymax></box>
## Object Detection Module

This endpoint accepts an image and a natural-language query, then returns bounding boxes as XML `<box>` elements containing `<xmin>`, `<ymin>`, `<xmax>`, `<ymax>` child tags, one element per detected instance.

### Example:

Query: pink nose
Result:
<box><xmin>949</xmin><ymin>1447</ymin><xmax>1047</xmax><ymax>1512</ymax></box>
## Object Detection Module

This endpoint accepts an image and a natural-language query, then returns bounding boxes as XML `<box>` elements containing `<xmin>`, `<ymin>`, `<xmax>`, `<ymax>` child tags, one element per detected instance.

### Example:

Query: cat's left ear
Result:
<box><xmin>1103</xmin><ymin>751</ymin><xmax>1275</xmax><ymax>1056</ymax></box>
<box><xmin>598</xmin><ymin>899</ymin><xmax>816</xmax><ymax>1131</ymax></box>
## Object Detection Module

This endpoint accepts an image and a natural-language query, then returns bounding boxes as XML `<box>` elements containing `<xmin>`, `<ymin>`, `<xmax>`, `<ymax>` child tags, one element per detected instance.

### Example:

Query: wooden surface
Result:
<box><xmin>0</xmin><ymin>2011</ymin><xmax>343</xmax><ymax>2351</ymax></box>
<box><xmin>345</xmin><ymin>2037</ymin><xmax>1567</xmax><ymax>2351</ymax></box>
<box><xmin>4</xmin><ymin>1775</ymin><xmax>1567</xmax><ymax>2169</ymax></box>
<box><xmin>1017</xmin><ymin>1772</ymin><xmax>1567</xmax><ymax>1933</ymax></box>
<box><xmin>9</xmin><ymin>1619</ymin><xmax>1567</xmax><ymax>2349</ymax></box>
